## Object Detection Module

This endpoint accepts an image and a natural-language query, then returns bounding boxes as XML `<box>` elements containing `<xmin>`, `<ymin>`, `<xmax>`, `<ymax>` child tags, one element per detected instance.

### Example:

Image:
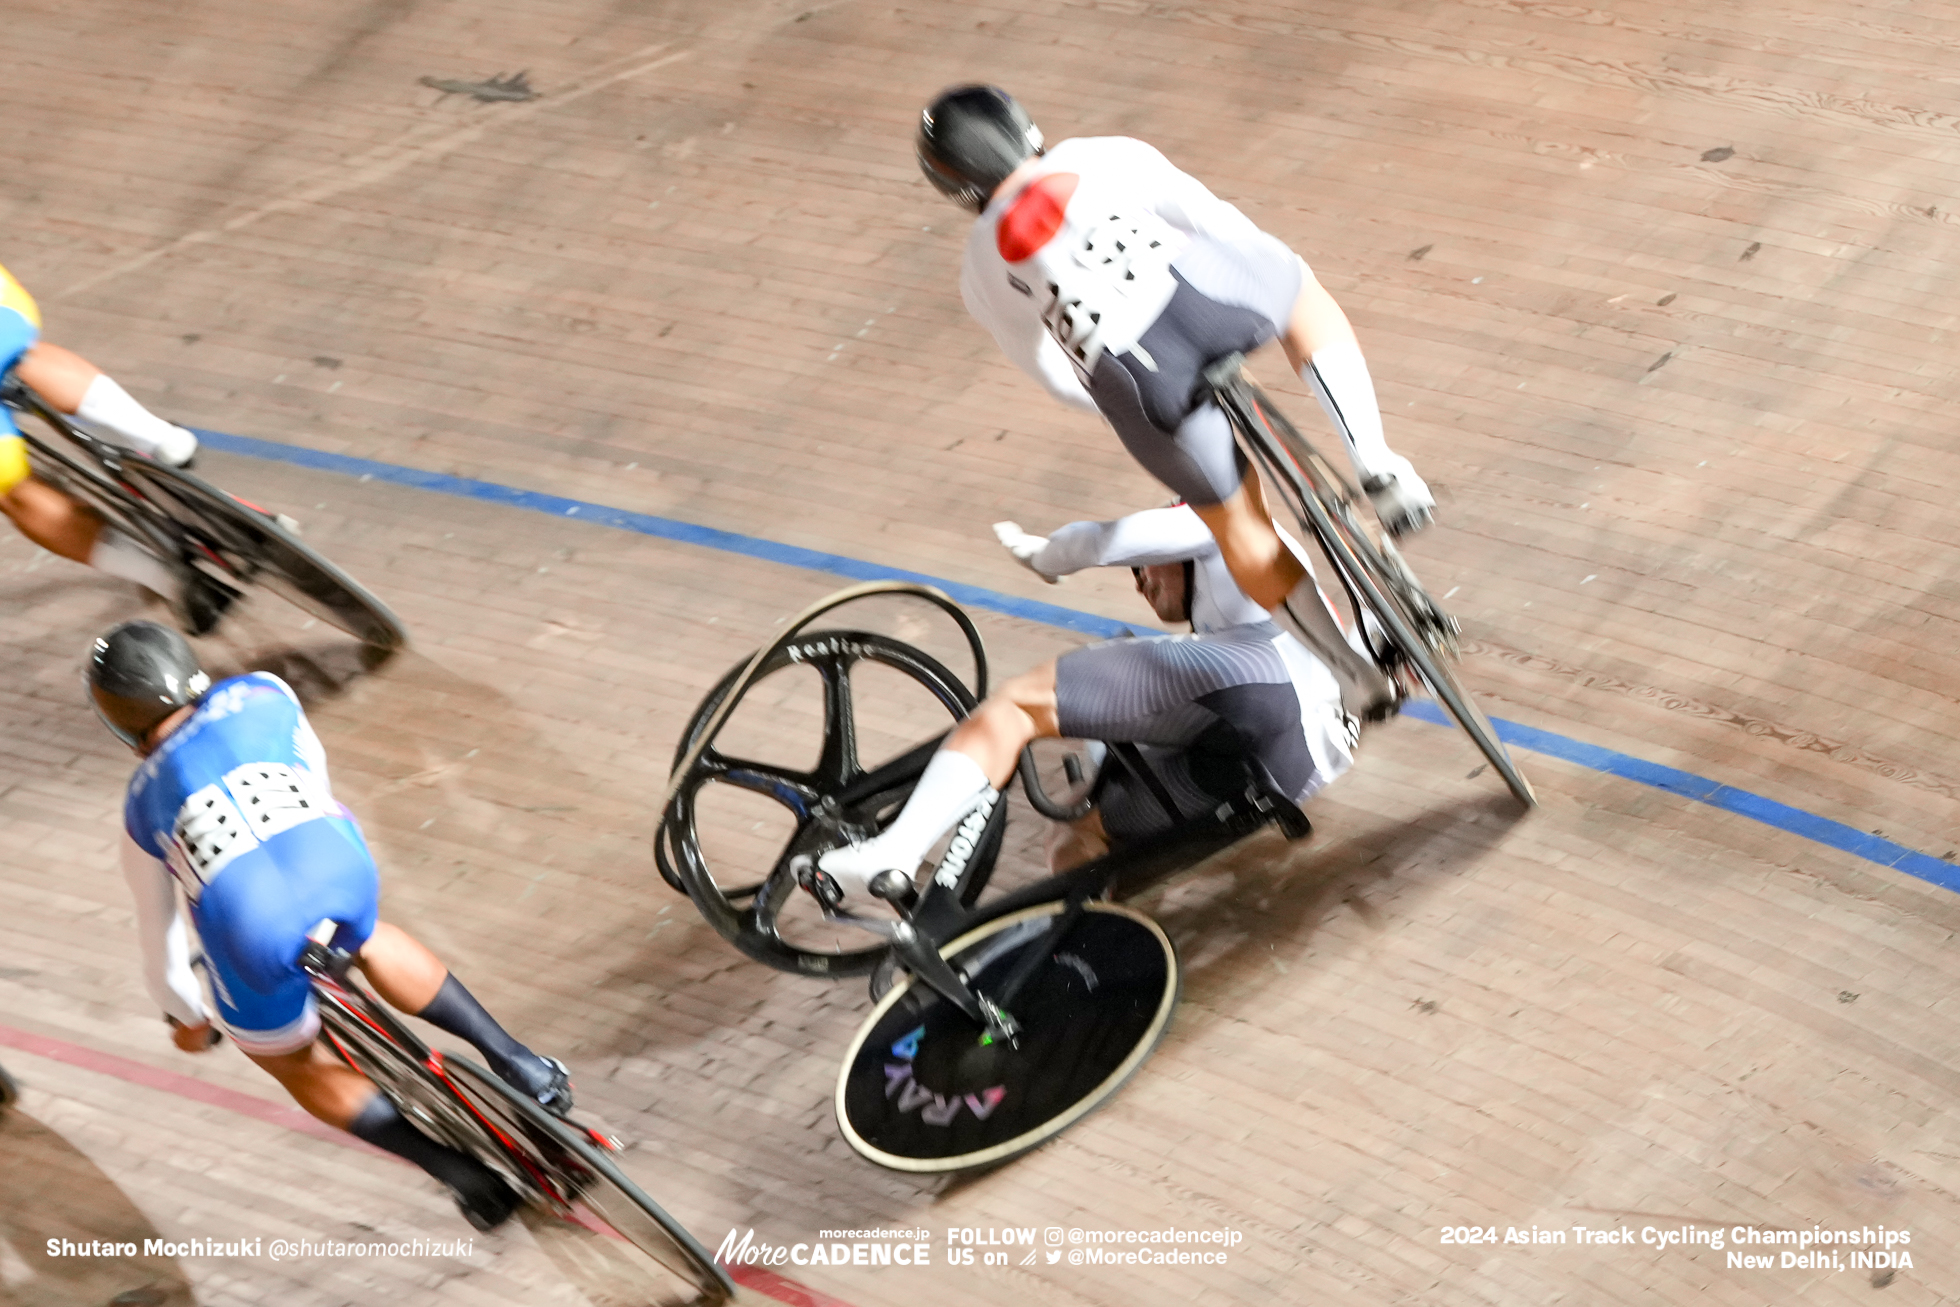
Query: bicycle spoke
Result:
<box><xmin>696</xmin><ymin>750</ymin><xmax>821</xmax><ymax>819</ymax></box>
<box><xmin>813</xmin><ymin>655</ymin><xmax>861</xmax><ymax>784</ymax></box>
<box><xmin>748</xmin><ymin>852</ymin><xmax>807</xmax><ymax>940</ymax></box>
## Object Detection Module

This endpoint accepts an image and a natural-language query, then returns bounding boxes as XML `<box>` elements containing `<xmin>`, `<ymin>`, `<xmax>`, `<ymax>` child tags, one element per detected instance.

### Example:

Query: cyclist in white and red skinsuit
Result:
<box><xmin>918</xmin><ymin>85</ymin><xmax>1430</xmax><ymax>715</ymax></box>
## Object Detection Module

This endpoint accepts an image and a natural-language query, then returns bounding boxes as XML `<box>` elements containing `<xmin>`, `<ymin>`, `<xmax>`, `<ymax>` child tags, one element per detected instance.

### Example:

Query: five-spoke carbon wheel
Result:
<box><xmin>656</xmin><ymin>630</ymin><xmax>1002</xmax><ymax>977</ymax></box>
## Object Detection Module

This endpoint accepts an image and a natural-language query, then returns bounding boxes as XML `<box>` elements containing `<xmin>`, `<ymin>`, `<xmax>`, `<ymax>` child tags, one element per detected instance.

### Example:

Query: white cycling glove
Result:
<box><xmin>992</xmin><ymin>521</ymin><xmax>1061</xmax><ymax>583</ymax></box>
<box><xmin>1363</xmin><ymin>468</ymin><xmax>1435</xmax><ymax>538</ymax></box>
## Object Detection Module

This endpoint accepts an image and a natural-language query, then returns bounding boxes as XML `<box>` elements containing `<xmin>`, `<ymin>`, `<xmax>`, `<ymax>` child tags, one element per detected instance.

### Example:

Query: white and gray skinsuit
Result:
<box><xmin>1031</xmin><ymin>504</ymin><xmax>1359</xmax><ymax>839</ymax></box>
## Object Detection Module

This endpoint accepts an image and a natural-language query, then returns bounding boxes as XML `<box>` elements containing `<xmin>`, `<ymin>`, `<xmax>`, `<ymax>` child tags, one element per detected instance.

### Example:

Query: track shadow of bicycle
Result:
<box><xmin>1134</xmin><ymin>791</ymin><xmax>1528</xmax><ymax>1014</ymax></box>
<box><xmin>0</xmin><ymin>1104</ymin><xmax>197</xmax><ymax>1307</ymax></box>
<box><xmin>518</xmin><ymin>1207</ymin><xmax>727</xmax><ymax>1307</ymax></box>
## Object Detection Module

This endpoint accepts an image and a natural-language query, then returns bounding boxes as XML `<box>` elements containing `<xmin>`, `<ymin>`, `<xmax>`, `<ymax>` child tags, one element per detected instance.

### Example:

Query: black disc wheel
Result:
<box><xmin>836</xmin><ymin>901</ymin><xmax>1180</xmax><ymax>1172</ymax></box>
<box><xmin>656</xmin><ymin>630</ymin><xmax>1002</xmax><ymax>977</ymax></box>
<box><xmin>0</xmin><ymin>1060</ymin><xmax>17</xmax><ymax>1109</ymax></box>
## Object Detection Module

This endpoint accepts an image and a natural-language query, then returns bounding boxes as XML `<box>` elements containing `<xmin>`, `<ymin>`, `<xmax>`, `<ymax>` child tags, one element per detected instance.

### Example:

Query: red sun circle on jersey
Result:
<box><xmin>996</xmin><ymin>173</ymin><xmax>1080</xmax><ymax>263</ymax></box>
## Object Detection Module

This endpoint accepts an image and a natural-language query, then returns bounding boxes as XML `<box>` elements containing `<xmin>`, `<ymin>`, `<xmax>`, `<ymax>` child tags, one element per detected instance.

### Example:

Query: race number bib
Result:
<box><xmin>170</xmin><ymin>784</ymin><xmax>257</xmax><ymax>890</ymax></box>
<box><xmin>223</xmin><ymin>762</ymin><xmax>333</xmax><ymax>841</ymax></box>
<box><xmin>1039</xmin><ymin>209</ymin><xmax>1180</xmax><ymax>374</ymax></box>
<box><xmin>168</xmin><ymin>763</ymin><xmax>333</xmax><ymax>891</ymax></box>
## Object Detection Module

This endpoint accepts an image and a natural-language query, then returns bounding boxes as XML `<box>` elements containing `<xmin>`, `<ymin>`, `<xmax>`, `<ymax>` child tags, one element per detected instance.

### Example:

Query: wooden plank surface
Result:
<box><xmin>4</xmin><ymin>0</ymin><xmax>1960</xmax><ymax>1302</ymax></box>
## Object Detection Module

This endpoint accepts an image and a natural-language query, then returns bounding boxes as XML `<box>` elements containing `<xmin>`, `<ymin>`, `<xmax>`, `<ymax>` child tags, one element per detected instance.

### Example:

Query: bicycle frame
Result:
<box><xmin>1204</xmin><ymin>356</ymin><xmax>1537</xmax><ymax>807</ymax></box>
<box><xmin>845</xmin><ymin>763</ymin><xmax>1310</xmax><ymax>1042</ymax></box>
<box><xmin>3</xmin><ymin>380</ymin><xmax>181</xmax><ymax>556</ymax></box>
<box><xmin>302</xmin><ymin>947</ymin><xmax>564</xmax><ymax>1196</ymax></box>
<box><xmin>299</xmin><ymin>941</ymin><xmax>734</xmax><ymax>1302</ymax></box>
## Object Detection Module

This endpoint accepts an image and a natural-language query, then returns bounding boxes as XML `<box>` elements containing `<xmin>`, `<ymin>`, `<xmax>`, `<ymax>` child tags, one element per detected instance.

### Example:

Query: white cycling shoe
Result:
<box><xmin>808</xmin><ymin>842</ymin><xmax>909</xmax><ymax>909</ymax></box>
<box><xmin>153</xmin><ymin>424</ymin><xmax>200</xmax><ymax>468</ymax></box>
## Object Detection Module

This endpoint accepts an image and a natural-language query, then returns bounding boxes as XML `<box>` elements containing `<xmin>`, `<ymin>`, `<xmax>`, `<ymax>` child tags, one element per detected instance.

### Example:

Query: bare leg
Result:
<box><xmin>1191</xmin><ymin>485</ymin><xmax>1305</xmax><ymax>611</ymax></box>
<box><xmin>16</xmin><ymin>341</ymin><xmax>198</xmax><ymax>464</ymax></box>
<box><xmin>1194</xmin><ymin>478</ymin><xmax>1393</xmax><ymax>717</ymax></box>
<box><xmin>248</xmin><ymin>1034</ymin><xmax>517</xmax><ymax>1226</ymax></box>
<box><xmin>14</xmin><ymin>342</ymin><xmax>101</xmax><ymax>413</ymax></box>
<box><xmin>354</xmin><ymin>922</ymin><xmax>448</xmax><ymax>1013</ymax></box>
<box><xmin>359</xmin><ymin>920</ymin><xmax>562</xmax><ymax>1105</ymax></box>
<box><xmin>942</xmin><ymin>661</ymin><xmax>1062</xmax><ymax>785</ymax></box>
<box><xmin>818</xmin><ymin>661</ymin><xmax>1064</xmax><ymax>894</ymax></box>
<box><xmin>0</xmin><ymin>476</ymin><xmax>102</xmax><ymax>561</ymax></box>
<box><xmin>247</xmin><ymin>1040</ymin><xmax>377</xmax><ymax>1129</ymax></box>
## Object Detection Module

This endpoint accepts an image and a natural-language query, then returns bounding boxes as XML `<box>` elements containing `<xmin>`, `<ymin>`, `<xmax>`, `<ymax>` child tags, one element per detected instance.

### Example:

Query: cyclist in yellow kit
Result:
<box><xmin>1</xmin><ymin>262</ymin><xmax>227</xmax><ymax>631</ymax></box>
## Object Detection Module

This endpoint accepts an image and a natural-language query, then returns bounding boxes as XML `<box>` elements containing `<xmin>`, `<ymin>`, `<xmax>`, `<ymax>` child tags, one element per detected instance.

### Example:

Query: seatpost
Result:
<box><xmin>298</xmin><ymin>917</ymin><xmax>358</xmax><ymax>982</ymax></box>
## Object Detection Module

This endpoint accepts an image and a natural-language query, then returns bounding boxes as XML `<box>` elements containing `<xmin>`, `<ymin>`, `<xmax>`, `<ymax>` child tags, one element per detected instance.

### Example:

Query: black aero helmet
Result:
<box><xmin>87</xmin><ymin>620</ymin><xmax>210</xmax><ymax>748</ymax></box>
<box><xmin>917</xmin><ymin>85</ymin><xmax>1043</xmax><ymax>213</ymax></box>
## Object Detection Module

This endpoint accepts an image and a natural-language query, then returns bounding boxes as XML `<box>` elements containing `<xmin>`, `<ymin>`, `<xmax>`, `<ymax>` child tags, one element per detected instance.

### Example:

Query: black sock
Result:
<box><xmin>414</xmin><ymin>973</ymin><xmax>548</xmax><ymax>1095</ymax></box>
<box><xmin>346</xmin><ymin>1093</ymin><xmax>500</xmax><ymax>1198</ymax></box>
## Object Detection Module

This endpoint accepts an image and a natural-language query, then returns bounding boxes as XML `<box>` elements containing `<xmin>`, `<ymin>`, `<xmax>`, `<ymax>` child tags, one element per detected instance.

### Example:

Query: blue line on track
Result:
<box><xmin>196</xmin><ymin>426</ymin><xmax>1960</xmax><ymax>895</ymax></box>
<box><xmin>195</xmin><ymin>429</ymin><xmax>1137</xmax><ymax>640</ymax></box>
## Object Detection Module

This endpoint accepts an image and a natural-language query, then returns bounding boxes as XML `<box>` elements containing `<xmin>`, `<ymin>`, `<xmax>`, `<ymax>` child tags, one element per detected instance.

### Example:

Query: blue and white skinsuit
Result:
<box><xmin>121</xmin><ymin>672</ymin><xmax>378</xmax><ymax>1056</ymax></box>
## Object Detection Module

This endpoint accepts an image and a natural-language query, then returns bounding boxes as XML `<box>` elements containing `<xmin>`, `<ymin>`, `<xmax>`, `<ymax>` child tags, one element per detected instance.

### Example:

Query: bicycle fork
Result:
<box><xmin>791</xmin><ymin>856</ymin><xmax>1023</xmax><ymax>1045</ymax></box>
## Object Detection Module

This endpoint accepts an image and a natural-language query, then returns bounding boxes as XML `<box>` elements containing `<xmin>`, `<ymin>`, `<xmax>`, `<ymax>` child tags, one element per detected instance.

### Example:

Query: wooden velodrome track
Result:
<box><xmin>4</xmin><ymin>0</ymin><xmax>1959</xmax><ymax>1303</ymax></box>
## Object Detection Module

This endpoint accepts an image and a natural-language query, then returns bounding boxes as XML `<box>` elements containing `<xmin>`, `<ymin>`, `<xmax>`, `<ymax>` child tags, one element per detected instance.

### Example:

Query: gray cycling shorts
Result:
<box><xmin>1054</xmin><ymin>623</ymin><xmax>1315</xmax><ymax>843</ymax></box>
<box><xmin>1085</xmin><ymin>233</ymin><xmax>1303</xmax><ymax>506</ymax></box>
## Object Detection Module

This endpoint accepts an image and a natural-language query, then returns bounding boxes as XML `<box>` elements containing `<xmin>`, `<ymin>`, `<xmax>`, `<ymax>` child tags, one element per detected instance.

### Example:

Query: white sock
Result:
<box><xmin>1301</xmin><ymin>341</ymin><xmax>1416</xmax><ymax>487</ymax></box>
<box><xmin>89</xmin><ymin>528</ymin><xmax>184</xmax><ymax>602</ymax></box>
<box><xmin>1276</xmin><ymin>573</ymin><xmax>1391</xmax><ymax>716</ymax></box>
<box><xmin>75</xmin><ymin>375</ymin><xmax>198</xmax><ymax>465</ymax></box>
<box><xmin>819</xmin><ymin>749</ymin><xmax>996</xmax><ymax>891</ymax></box>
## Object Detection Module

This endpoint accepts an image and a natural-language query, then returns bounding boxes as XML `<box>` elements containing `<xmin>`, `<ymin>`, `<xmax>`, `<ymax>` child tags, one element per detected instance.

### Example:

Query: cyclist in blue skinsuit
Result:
<box><xmin>91</xmin><ymin>620</ymin><xmax>571</xmax><ymax>1230</ymax></box>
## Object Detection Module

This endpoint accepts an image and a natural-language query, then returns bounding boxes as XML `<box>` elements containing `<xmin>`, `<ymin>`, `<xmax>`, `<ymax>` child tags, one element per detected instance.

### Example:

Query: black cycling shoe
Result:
<box><xmin>494</xmin><ymin>1052</ymin><xmax>575</xmax><ymax>1116</ymax></box>
<box><xmin>450</xmin><ymin>1168</ymin><xmax>521</xmax><ymax>1232</ymax></box>
<box><xmin>174</xmin><ymin>569</ymin><xmax>241</xmax><ymax>637</ymax></box>
<box><xmin>531</xmin><ymin>1056</ymin><xmax>575</xmax><ymax>1117</ymax></box>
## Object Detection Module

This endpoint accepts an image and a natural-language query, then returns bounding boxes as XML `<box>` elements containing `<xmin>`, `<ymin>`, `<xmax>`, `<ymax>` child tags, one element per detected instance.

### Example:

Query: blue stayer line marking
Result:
<box><xmin>1403</xmin><ymin>702</ymin><xmax>1960</xmax><ymax>893</ymax></box>
<box><xmin>193</xmin><ymin>428</ymin><xmax>1137</xmax><ymax>639</ymax></box>
<box><xmin>197</xmin><ymin>426</ymin><xmax>1960</xmax><ymax>893</ymax></box>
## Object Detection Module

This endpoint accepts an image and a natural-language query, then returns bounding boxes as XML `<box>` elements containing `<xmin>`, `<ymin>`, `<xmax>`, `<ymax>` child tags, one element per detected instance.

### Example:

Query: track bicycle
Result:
<box><xmin>653</xmin><ymin>373</ymin><xmax>1531</xmax><ymax>1172</ymax></box>
<box><xmin>3</xmin><ymin>379</ymin><xmax>407</xmax><ymax>653</ymax></box>
<box><xmin>300</xmin><ymin>925</ymin><xmax>733</xmax><ymax>1304</ymax></box>
<box><xmin>1203</xmin><ymin>353</ymin><xmax>1535</xmax><ymax>807</ymax></box>
<box><xmin>655</xmin><ymin>585</ymin><xmax>1311</xmax><ymax>1172</ymax></box>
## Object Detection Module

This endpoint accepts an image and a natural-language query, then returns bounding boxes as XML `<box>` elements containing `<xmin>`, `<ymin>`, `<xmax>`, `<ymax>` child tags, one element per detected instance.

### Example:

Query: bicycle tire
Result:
<box><xmin>836</xmin><ymin>901</ymin><xmax>1181</xmax><ymax>1173</ymax></box>
<box><xmin>659</xmin><ymin>630</ymin><xmax>1002</xmax><ymax>977</ymax></box>
<box><xmin>314</xmin><ymin>980</ymin><xmax>731</xmax><ymax>1304</ymax></box>
<box><xmin>442</xmin><ymin>1059</ymin><xmax>734</xmax><ymax>1305</ymax></box>
<box><xmin>121</xmin><ymin>458</ymin><xmax>407</xmax><ymax>652</ymax></box>
<box><xmin>1220</xmin><ymin>379</ymin><xmax>1537</xmax><ymax>807</ymax></box>
<box><xmin>9</xmin><ymin>385</ymin><xmax>405</xmax><ymax>650</ymax></box>
<box><xmin>0</xmin><ymin>1060</ymin><xmax>17</xmax><ymax>1109</ymax></box>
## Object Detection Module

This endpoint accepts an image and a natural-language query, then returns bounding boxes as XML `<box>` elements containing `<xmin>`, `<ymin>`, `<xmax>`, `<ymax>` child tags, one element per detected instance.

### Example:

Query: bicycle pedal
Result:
<box><xmin>564</xmin><ymin>1110</ymin><xmax>625</xmax><ymax>1151</ymax></box>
